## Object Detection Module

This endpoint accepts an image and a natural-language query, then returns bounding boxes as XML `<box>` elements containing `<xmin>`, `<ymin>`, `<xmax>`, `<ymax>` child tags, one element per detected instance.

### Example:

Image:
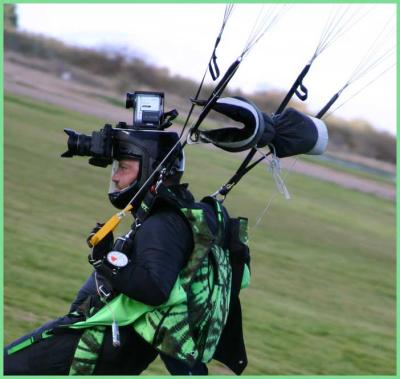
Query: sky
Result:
<box><xmin>16</xmin><ymin>4</ymin><xmax>397</xmax><ymax>135</ymax></box>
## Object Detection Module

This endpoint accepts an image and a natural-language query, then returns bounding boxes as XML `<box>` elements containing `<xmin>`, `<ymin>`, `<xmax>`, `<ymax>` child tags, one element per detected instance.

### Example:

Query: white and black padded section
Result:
<box><xmin>199</xmin><ymin>97</ymin><xmax>269</xmax><ymax>152</ymax></box>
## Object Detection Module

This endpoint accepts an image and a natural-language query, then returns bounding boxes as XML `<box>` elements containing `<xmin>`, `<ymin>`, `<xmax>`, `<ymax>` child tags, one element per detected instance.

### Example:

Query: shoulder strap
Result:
<box><xmin>133</xmin><ymin>184</ymin><xmax>187</xmax><ymax>229</ymax></box>
<box><xmin>200</xmin><ymin>196</ymin><xmax>228</xmax><ymax>246</ymax></box>
<box><xmin>133</xmin><ymin>190</ymin><xmax>157</xmax><ymax>227</ymax></box>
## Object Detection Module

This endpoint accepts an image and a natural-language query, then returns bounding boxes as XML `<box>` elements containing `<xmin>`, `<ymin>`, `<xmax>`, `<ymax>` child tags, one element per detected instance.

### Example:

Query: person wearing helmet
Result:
<box><xmin>4</xmin><ymin>126</ymin><xmax>250</xmax><ymax>376</ymax></box>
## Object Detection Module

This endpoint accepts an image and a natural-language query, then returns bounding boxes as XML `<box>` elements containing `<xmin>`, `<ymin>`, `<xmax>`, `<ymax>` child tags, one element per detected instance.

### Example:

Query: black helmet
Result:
<box><xmin>108</xmin><ymin>129</ymin><xmax>185</xmax><ymax>209</ymax></box>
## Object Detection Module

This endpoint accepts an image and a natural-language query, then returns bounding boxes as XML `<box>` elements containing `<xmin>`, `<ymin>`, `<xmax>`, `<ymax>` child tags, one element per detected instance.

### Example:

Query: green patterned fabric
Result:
<box><xmin>238</xmin><ymin>217</ymin><xmax>249</xmax><ymax>245</ymax></box>
<box><xmin>69</xmin><ymin>326</ymin><xmax>106</xmax><ymax>375</ymax></box>
<box><xmin>69</xmin><ymin>280</ymin><xmax>186</xmax><ymax>329</ymax></box>
<box><xmin>133</xmin><ymin>205</ymin><xmax>232</xmax><ymax>365</ymax></box>
<box><xmin>238</xmin><ymin>217</ymin><xmax>251</xmax><ymax>288</ymax></box>
<box><xmin>241</xmin><ymin>264</ymin><xmax>251</xmax><ymax>289</ymax></box>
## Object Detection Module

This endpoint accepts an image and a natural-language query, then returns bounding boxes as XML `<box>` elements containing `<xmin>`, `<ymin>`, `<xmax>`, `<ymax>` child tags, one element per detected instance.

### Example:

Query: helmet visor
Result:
<box><xmin>108</xmin><ymin>159</ymin><xmax>141</xmax><ymax>194</ymax></box>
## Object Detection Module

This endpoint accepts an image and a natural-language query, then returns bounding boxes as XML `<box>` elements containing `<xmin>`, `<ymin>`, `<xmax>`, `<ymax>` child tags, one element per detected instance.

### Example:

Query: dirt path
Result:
<box><xmin>4</xmin><ymin>52</ymin><xmax>396</xmax><ymax>201</ymax></box>
<box><xmin>280</xmin><ymin>158</ymin><xmax>395</xmax><ymax>200</ymax></box>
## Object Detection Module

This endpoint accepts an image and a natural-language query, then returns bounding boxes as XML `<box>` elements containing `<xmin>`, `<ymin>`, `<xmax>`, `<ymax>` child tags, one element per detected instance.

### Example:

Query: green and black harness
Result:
<box><xmin>7</xmin><ymin>189</ymin><xmax>250</xmax><ymax>375</ymax></box>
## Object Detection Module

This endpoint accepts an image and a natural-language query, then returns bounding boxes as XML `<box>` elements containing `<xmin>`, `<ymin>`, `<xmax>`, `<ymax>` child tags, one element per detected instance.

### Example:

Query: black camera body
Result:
<box><xmin>61</xmin><ymin>91</ymin><xmax>178</xmax><ymax>167</ymax></box>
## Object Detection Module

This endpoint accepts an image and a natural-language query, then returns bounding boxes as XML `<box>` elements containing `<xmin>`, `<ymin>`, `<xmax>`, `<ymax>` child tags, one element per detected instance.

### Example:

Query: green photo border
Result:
<box><xmin>0</xmin><ymin>1</ymin><xmax>397</xmax><ymax>378</ymax></box>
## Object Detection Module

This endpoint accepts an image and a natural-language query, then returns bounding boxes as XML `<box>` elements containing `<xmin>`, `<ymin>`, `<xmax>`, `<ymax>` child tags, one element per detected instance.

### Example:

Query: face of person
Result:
<box><xmin>111</xmin><ymin>159</ymin><xmax>140</xmax><ymax>191</ymax></box>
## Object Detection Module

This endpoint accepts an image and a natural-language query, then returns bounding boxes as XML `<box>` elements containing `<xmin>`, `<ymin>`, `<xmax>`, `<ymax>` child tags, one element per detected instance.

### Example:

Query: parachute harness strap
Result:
<box><xmin>93</xmin><ymin>270</ymin><xmax>120</xmax><ymax>347</ymax></box>
<box><xmin>211</xmin><ymin>147</ymin><xmax>269</xmax><ymax>200</ymax></box>
<box><xmin>88</xmin><ymin>187</ymin><xmax>159</xmax><ymax>349</ymax></box>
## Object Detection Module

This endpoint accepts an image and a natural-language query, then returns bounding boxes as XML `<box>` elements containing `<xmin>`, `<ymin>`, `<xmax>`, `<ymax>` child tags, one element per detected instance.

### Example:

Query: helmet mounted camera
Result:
<box><xmin>61</xmin><ymin>91</ymin><xmax>183</xmax><ymax>209</ymax></box>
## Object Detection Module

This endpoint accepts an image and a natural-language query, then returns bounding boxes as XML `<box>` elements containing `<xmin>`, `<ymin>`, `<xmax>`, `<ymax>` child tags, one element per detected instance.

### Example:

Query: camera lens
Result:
<box><xmin>61</xmin><ymin>129</ymin><xmax>92</xmax><ymax>157</ymax></box>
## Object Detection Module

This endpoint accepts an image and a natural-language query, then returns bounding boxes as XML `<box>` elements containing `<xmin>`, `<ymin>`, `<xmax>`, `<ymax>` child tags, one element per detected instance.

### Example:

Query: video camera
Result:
<box><xmin>126</xmin><ymin>91</ymin><xmax>165</xmax><ymax>129</ymax></box>
<box><xmin>61</xmin><ymin>91</ymin><xmax>178</xmax><ymax>167</ymax></box>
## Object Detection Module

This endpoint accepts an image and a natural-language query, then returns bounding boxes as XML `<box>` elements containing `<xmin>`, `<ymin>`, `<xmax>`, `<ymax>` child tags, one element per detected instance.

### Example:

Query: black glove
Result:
<box><xmin>87</xmin><ymin>223</ymin><xmax>114</xmax><ymax>263</ymax></box>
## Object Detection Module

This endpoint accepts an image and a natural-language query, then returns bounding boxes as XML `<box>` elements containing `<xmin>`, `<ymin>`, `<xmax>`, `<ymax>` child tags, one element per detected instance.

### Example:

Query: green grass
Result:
<box><xmin>4</xmin><ymin>93</ymin><xmax>396</xmax><ymax>375</ymax></box>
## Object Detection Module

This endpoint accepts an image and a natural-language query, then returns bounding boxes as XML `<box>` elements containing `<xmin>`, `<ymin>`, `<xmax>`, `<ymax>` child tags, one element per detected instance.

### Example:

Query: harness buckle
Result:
<box><xmin>187</xmin><ymin>129</ymin><xmax>201</xmax><ymax>144</ymax></box>
<box><xmin>98</xmin><ymin>284</ymin><xmax>112</xmax><ymax>299</ymax></box>
<box><xmin>210</xmin><ymin>183</ymin><xmax>233</xmax><ymax>202</ymax></box>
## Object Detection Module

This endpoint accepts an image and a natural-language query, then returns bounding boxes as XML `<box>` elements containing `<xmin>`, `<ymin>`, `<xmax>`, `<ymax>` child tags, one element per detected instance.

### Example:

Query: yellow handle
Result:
<box><xmin>88</xmin><ymin>204</ymin><xmax>133</xmax><ymax>247</ymax></box>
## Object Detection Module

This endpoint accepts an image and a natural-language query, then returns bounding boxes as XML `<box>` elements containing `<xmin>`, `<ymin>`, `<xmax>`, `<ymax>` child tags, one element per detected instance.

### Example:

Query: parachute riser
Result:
<box><xmin>276</xmin><ymin>63</ymin><xmax>311</xmax><ymax>115</ymax></box>
<box><xmin>185</xmin><ymin>58</ymin><xmax>241</xmax><ymax>147</ymax></box>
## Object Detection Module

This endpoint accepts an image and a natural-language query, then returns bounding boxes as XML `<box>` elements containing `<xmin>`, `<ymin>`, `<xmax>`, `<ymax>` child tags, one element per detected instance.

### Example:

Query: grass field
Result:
<box><xmin>4</xmin><ymin>93</ymin><xmax>396</xmax><ymax>375</ymax></box>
